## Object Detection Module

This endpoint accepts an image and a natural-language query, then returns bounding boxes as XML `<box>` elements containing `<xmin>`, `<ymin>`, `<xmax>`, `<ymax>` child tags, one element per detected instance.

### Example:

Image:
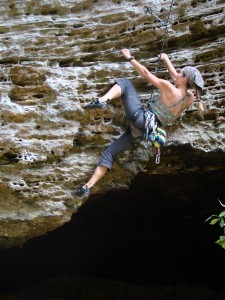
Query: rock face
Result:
<box><xmin>0</xmin><ymin>0</ymin><xmax>224</xmax><ymax>248</ymax></box>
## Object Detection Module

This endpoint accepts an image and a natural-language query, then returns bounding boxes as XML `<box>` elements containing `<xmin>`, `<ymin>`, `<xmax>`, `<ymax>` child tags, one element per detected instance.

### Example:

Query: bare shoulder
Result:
<box><xmin>158</xmin><ymin>78</ymin><xmax>175</xmax><ymax>91</ymax></box>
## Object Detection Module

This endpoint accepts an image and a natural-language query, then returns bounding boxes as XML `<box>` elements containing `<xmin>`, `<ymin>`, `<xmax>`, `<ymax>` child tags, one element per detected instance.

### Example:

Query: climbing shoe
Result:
<box><xmin>72</xmin><ymin>185</ymin><xmax>90</xmax><ymax>197</ymax></box>
<box><xmin>84</xmin><ymin>98</ymin><xmax>107</xmax><ymax>110</ymax></box>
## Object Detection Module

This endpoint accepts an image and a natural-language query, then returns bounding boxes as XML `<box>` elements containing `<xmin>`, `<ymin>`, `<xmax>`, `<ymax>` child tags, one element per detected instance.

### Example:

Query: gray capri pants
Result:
<box><xmin>98</xmin><ymin>78</ymin><xmax>146</xmax><ymax>170</ymax></box>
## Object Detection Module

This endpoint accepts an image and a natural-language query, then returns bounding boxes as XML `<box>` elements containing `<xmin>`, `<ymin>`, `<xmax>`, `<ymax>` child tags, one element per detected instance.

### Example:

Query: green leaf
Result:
<box><xmin>219</xmin><ymin>217</ymin><xmax>225</xmax><ymax>228</ymax></box>
<box><xmin>205</xmin><ymin>217</ymin><xmax>212</xmax><ymax>223</ymax></box>
<box><xmin>205</xmin><ymin>215</ymin><xmax>219</xmax><ymax>223</ymax></box>
<box><xmin>220</xmin><ymin>240</ymin><xmax>225</xmax><ymax>249</ymax></box>
<box><xmin>219</xmin><ymin>211</ymin><xmax>225</xmax><ymax>217</ymax></box>
<box><xmin>219</xmin><ymin>235</ymin><xmax>225</xmax><ymax>242</ymax></box>
<box><xmin>210</xmin><ymin>218</ymin><xmax>219</xmax><ymax>225</ymax></box>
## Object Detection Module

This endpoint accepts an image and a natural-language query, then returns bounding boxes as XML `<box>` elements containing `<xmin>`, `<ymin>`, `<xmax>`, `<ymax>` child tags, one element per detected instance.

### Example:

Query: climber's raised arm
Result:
<box><xmin>158</xmin><ymin>53</ymin><xmax>178</xmax><ymax>82</ymax></box>
<box><xmin>121</xmin><ymin>48</ymin><xmax>169</xmax><ymax>90</ymax></box>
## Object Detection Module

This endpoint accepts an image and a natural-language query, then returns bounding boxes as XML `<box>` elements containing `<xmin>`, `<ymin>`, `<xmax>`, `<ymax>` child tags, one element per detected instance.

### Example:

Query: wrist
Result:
<box><xmin>127</xmin><ymin>56</ymin><xmax>135</xmax><ymax>62</ymax></box>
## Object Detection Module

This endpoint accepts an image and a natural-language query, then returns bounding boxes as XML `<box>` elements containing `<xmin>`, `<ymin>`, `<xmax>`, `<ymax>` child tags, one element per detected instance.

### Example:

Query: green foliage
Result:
<box><xmin>205</xmin><ymin>200</ymin><xmax>225</xmax><ymax>249</ymax></box>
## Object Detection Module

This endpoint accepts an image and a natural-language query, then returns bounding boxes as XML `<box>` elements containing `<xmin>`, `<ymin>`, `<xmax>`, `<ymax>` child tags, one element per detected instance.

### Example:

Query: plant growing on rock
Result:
<box><xmin>205</xmin><ymin>200</ymin><xmax>225</xmax><ymax>249</ymax></box>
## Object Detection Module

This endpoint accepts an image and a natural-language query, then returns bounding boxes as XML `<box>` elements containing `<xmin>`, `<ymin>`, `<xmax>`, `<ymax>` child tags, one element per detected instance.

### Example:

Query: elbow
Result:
<box><xmin>142</xmin><ymin>67</ymin><xmax>149</xmax><ymax>78</ymax></box>
<box><xmin>136</xmin><ymin>65</ymin><xmax>151</xmax><ymax>79</ymax></box>
<box><xmin>143</xmin><ymin>67</ymin><xmax>148</xmax><ymax>75</ymax></box>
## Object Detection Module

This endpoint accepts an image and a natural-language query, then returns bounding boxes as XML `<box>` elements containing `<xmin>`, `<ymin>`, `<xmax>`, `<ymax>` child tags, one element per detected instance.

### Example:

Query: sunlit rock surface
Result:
<box><xmin>0</xmin><ymin>0</ymin><xmax>225</xmax><ymax>248</ymax></box>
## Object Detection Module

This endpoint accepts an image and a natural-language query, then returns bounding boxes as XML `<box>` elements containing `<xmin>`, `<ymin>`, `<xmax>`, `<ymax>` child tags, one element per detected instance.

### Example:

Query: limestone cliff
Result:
<box><xmin>0</xmin><ymin>0</ymin><xmax>224</xmax><ymax>248</ymax></box>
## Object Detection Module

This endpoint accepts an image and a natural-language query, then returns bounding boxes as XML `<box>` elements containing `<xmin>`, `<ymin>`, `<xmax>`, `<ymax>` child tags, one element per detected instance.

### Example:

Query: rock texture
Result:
<box><xmin>0</xmin><ymin>0</ymin><xmax>225</xmax><ymax>248</ymax></box>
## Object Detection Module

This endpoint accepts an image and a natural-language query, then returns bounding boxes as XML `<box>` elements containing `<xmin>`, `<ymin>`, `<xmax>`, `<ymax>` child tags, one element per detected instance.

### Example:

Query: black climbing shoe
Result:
<box><xmin>72</xmin><ymin>185</ymin><xmax>90</xmax><ymax>197</ymax></box>
<box><xmin>84</xmin><ymin>98</ymin><xmax>107</xmax><ymax>110</ymax></box>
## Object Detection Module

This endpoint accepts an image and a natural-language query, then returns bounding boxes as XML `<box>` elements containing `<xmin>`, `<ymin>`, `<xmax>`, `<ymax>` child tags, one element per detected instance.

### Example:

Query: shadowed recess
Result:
<box><xmin>0</xmin><ymin>168</ymin><xmax>224</xmax><ymax>297</ymax></box>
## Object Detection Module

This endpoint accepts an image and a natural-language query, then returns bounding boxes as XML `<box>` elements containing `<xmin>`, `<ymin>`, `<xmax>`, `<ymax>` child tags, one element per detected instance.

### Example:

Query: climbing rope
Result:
<box><xmin>143</xmin><ymin>1</ymin><xmax>174</xmax><ymax>164</ymax></box>
<box><xmin>145</xmin><ymin>0</ymin><xmax>175</xmax><ymax>104</ymax></box>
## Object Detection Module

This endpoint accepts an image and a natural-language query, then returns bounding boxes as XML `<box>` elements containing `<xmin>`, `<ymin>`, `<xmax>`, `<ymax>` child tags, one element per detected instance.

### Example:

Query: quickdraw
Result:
<box><xmin>142</xmin><ymin>106</ymin><xmax>168</xmax><ymax>164</ymax></box>
<box><xmin>145</xmin><ymin>6</ymin><xmax>171</xmax><ymax>29</ymax></box>
<box><xmin>144</xmin><ymin>110</ymin><xmax>157</xmax><ymax>142</ymax></box>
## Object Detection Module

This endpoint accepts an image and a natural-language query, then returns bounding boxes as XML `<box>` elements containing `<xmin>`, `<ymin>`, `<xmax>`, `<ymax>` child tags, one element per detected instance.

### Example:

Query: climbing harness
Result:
<box><xmin>130</xmin><ymin>106</ymin><xmax>167</xmax><ymax>164</ymax></box>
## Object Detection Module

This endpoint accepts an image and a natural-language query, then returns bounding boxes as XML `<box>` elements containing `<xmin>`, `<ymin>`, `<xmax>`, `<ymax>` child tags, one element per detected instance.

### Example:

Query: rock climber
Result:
<box><xmin>73</xmin><ymin>48</ymin><xmax>204</xmax><ymax>197</ymax></box>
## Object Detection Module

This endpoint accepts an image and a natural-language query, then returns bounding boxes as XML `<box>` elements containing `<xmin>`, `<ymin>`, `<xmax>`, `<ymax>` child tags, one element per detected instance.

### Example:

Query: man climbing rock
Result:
<box><xmin>73</xmin><ymin>49</ymin><xmax>204</xmax><ymax>197</ymax></box>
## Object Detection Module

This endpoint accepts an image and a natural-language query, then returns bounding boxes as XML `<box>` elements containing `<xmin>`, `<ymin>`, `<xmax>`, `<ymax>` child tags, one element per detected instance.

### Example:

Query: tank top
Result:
<box><xmin>149</xmin><ymin>94</ymin><xmax>185</xmax><ymax>126</ymax></box>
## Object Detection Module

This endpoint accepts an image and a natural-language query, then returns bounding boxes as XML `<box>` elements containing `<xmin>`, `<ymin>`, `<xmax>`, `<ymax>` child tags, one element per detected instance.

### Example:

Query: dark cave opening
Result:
<box><xmin>0</xmin><ymin>169</ymin><xmax>224</xmax><ymax>295</ymax></box>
